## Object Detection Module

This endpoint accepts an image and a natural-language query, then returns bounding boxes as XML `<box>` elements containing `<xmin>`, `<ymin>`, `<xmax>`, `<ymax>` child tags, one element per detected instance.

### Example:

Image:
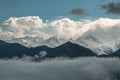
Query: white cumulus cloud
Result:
<box><xmin>1</xmin><ymin>16</ymin><xmax>120</xmax><ymax>54</ymax></box>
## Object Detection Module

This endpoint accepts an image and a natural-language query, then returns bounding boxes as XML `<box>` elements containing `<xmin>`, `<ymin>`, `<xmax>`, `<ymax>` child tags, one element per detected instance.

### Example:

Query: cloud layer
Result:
<box><xmin>1</xmin><ymin>16</ymin><xmax>120</xmax><ymax>54</ymax></box>
<box><xmin>101</xmin><ymin>2</ymin><xmax>120</xmax><ymax>15</ymax></box>
<box><xmin>0</xmin><ymin>16</ymin><xmax>47</xmax><ymax>39</ymax></box>
<box><xmin>0</xmin><ymin>57</ymin><xmax>120</xmax><ymax>80</ymax></box>
<box><xmin>1</xmin><ymin>16</ymin><xmax>120</xmax><ymax>40</ymax></box>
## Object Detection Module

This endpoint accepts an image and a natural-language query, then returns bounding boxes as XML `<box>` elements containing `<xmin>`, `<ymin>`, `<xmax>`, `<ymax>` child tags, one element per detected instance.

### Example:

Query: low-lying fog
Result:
<box><xmin>0</xmin><ymin>57</ymin><xmax>120</xmax><ymax>80</ymax></box>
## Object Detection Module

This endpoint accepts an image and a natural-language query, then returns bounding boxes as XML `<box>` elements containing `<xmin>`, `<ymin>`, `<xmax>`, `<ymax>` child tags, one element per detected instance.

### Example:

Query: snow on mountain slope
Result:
<box><xmin>5</xmin><ymin>35</ymin><xmax>120</xmax><ymax>55</ymax></box>
<box><xmin>73</xmin><ymin>35</ymin><xmax>120</xmax><ymax>55</ymax></box>
<box><xmin>40</xmin><ymin>37</ymin><xmax>67</xmax><ymax>47</ymax></box>
<box><xmin>6</xmin><ymin>35</ymin><xmax>50</xmax><ymax>47</ymax></box>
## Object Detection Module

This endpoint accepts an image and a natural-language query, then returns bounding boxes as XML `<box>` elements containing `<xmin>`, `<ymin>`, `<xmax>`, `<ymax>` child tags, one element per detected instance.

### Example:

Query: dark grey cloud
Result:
<box><xmin>0</xmin><ymin>57</ymin><xmax>120</xmax><ymax>80</ymax></box>
<box><xmin>68</xmin><ymin>8</ymin><xmax>88</xmax><ymax>16</ymax></box>
<box><xmin>101</xmin><ymin>2</ymin><xmax>120</xmax><ymax>15</ymax></box>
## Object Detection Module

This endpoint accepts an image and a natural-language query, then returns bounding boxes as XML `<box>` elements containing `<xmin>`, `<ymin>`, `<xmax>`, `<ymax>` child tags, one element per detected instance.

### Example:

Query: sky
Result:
<box><xmin>0</xmin><ymin>0</ymin><xmax>120</xmax><ymax>24</ymax></box>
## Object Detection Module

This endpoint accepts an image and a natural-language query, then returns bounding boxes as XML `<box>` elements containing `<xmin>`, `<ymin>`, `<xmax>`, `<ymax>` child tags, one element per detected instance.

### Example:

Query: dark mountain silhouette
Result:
<box><xmin>45</xmin><ymin>42</ymin><xmax>97</xmax><ymax>58</ymax></box>
<box><xmin>109</xmin><ymin>49</ymin><xmax>120</xmax><ymax>57</ymax></box>
<box><xmin>25</xmin><ymin>46</ymin><xmax>52</xmax><ymax>57</ymax></box>
<box><xmin>0</xmin><ymin>40</ymin><xmax>97</xmax><ymax>59</ymax></box>
<box><xmin>0</xmin><ymin>40</ymin><xmax>28</xmax><ymax>58</ymax></box>
<box><xmin>2</xmin><ymin>40</ymin><xmax>120</xmax><ymax>58</ymax></box>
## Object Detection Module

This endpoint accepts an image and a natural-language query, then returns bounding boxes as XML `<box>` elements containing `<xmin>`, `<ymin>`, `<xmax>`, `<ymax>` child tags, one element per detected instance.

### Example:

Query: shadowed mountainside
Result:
<box><xmin>0</xmin><ymin>40</ymin><xmax>97</xmax><ymax>58</ymax></box>
<box><xmin>1</xmin><ymin>40</ymin><xmax>120</xmax><ymax>59</ymax></box>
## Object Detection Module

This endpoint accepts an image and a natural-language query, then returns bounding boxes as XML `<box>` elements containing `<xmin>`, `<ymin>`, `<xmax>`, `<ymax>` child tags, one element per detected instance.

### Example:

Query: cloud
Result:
<box><xmin>101</xmin><ymin>2</ymin><xmax>120</xmax><ymax>15</ymax></box>
<box><xmin>2</xmin><ymin>16</ymin><xmax>120</xmax><ymax>41</ymax></box>
<box><xmin>50</xmin><ymin>18</ymin><xmax>86</xmax><ymax>39</ymax></box>
<box><xmin>2</xmin><ymin>16</ymin><xmax>43</xmax><ymax>30</ymax></box>
<box><xmin>1</xmin><ymin>16</ymin><xmax>120</xmax><ymax>54</ymax></box>
<box><xmin>68</xmin><ymin>8</ymin><xmax>88</xmax><ymax>16</ymax></box>
<box><xmin>0</xmin><ymin>16</ymin><xmax>49</xmax><ymax>40</ymax></box>
<box><xmin>0</xmin><ymin>57</ymin><xmax>120</xmax><ymax>80</ymax></box>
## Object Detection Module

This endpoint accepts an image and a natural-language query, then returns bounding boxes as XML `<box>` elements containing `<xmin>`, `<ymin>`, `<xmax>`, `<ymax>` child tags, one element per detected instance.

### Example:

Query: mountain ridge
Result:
<box><xmin>0</xmin><ymin>40</ymin><xmax>96</xmax><ymax>59</ymax></box>
<box><xmin>6</xmin><ymin>35</ymin><xmax>120</xmax><ymax>55</ymax></box>
<box><xmin>0</xmin><ymin>40</ymin><xmax>120</xmax><ymax>59</ymax></box>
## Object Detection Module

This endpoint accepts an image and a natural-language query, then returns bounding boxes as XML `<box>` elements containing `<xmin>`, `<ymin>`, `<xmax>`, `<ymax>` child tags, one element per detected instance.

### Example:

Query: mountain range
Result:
<box><xmin>0</xmin><ymin>40</ymin><xmax>120</xmax><ymax>59</ymax></box>
<box><xmin>5</xmin><ymin>35</ymin><xmax>120</xmax><ymax>56</ymax></box>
